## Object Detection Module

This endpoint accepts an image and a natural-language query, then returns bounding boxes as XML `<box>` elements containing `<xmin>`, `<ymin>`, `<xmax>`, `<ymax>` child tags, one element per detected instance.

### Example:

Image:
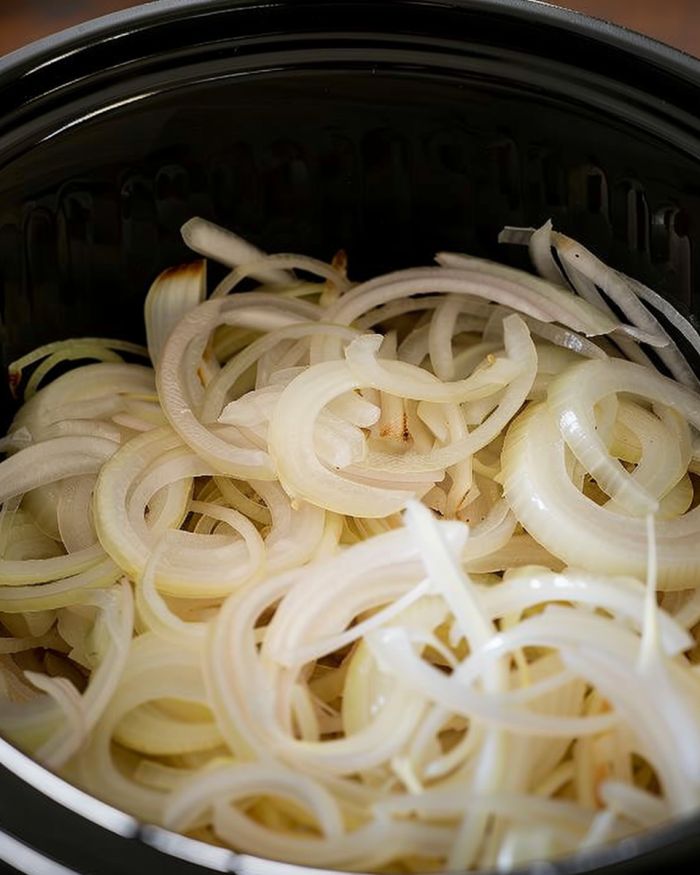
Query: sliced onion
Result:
<box><xmin>546</xmin><ymin>358</ymin><xmax>700</xmax><ymax>515</ymax></box>
<box><xmin>157</xmin><ymin>296</ymin><xmax>320</xmax><ymax>480</ymax></box>
<box><xmin>345</xmin><ymin>334</ymin><xmax>521</xmax><ymax>404</ymax></box>
<box><xmin>1</xmin><ymin>218</ymin><xmax>699</xmax><ymax>872</ymax></box>
<box><xmin>181</xmin><ymin>217</ymin><xmax>294</xmax><ymax>285</ymax></box>
<box><xmin>268</xmin><ymin>361</ymin><xmax>415</xmax><ymax>517</ymax></box>
<box><xmin>145</xmin><ymin>260</ymin><xmax>207</xmax><ymax>367</ymax></box>
<box><xmin>502</xmin><ymin>403</ymin><xmax>700</xmax><ymax>588</ymax></box>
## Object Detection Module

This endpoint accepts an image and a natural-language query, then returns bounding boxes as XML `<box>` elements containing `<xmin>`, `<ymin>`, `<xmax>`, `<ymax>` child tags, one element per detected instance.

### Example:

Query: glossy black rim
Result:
<box><xmin>0</xmin><ymin>2</ymin><xmax>699</xmax><ymax>874</ymax></box>
<box><xmin>0</xmin><ymin>0</ymin><xmax>698</xmax><ymax>75</ymax></box>
<box><xmin>0</xmin><ymin>0</ymin><xmax>699</xmax><ymax>156</ymax></box>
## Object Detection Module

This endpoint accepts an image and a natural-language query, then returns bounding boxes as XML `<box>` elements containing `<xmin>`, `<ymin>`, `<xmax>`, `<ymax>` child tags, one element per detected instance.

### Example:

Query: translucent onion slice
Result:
<box><xmin>212</xmin><ymin>253</ymin><xmax>351</xmax><ymax>300</ymax></box>
<box><xmin>0</xmin><ymin>542</ymin><xmax>107</xmax><ymax>587</ymax></box>
<box><xmin>94</xmin><ymin>427</ymin><xmax>193</xmax><ymax>573</ymax></box>
<box><xmin>181</xmin><ymin>217</ymin><xmax>294</xmax><ymax>285</ymax></box>
<box><xmin>12</xmin><ymin>363</ymin><xmax>155</xmax><ymax>438</ymax></box>
<box><xmin>357</xmin><ymin>315</ymin><xmax>537</xmax><ymax>474</ymax></box>
<box><xmin>0</xmin><ymin>683</ymin><xmax>67</xmax><ymax>752</ymax></box>
<box><xmin>74</xmin><ymin>633</ymin><xmax>210</xmax><ymax>822</ymax></box>
<box><xmin>36</xmin><ymin>580</ymin><xmax>134</xmax><ymax>769</ymax></box>
<box><xmin>326</xmin><ymin>266</ymin><xmax>616</xmax><ymax>341</ymax></box>
<box><xmin>268</xmin><ymin>361</ymin><xmax>415</xmax><ymax>517</ymax></box>
<box><xmin>429</xmin><ymin>296</ymin><xmax>464</xmax><ymax>380</ymax></box>
<box><xmin>113</xmin><ymin>700</ymin><xmax>223</xmax><ymax>756</ymax></box>
<box><xmin>0</xmin><ymin>558</ymin><xmax>121</xmax><ymax>612</ymax></box>
<box><xmin>95</xmin><ymin>428</ymin><xmax>268</xmax><ymax>596</ymax></box>
<box><xmin>8</xmin><ymin>338</ymin><xmax>148</xmax><ymax>400</ymax></box>
<box><xmin>603</xmin><ymin>403</ymin><xmax>690</xmax><ymax>516</ymax></box>
<box><xmin>252</xmin><ymin>481</ymin><xmax>326</xmax><ymax>575</ymax></box>
<box><xmin>135</xmin><ymin>535</ymin><xmax>207</xmax><ymax>648</ymax></box>
<box><xmin>481</xmin><ymin>567</ymin><xmax>691</xmax><ymax>654</ymax></box>
<box><xmin>166</xmin><ymin>763</ymin><xmax>452</xmax><ymax>869</ymax></box>
<box><xmin>365</xmin><ymin>625</ymin><xmax>617</xmax><ymax>737</ymax></box>
<box><xmin>261</xmin><ymin>525</ymin><xmax>453</xmax><ymax>665</ymax></box>
<box><xmin>554</xmin><ymin>236</ymin><xmax>698</xmax><ymax>389</ymax></box>
<box><xmin>57</xmin><ymin>475</ymin><xmax>98</xmax><ymax>553</ymax></box>
<box><xmin>0</xmin><ymin>436</ymin><xmax>118</xmax><ymax>506</ymax></box>
<box><xmin>157</xmin><ymin>295</ymin><xmax>321</xmax><ymax>480</ymax></box>
<box><xmin>163</xmin><ymin>761</ymin><xmax>344</xmax><ymax>839</ymax></box>
<box><xmin>435</xmin><ymin>250</ymin><xmax>622</xmax><ymax>338</ymax></box>
<box><xmin>144</xmin><ymin>260</ymin><xmax>207</xmax><ymax>367</ymax></box>
<box><xmin>502</xmin><ymin>403</ymin><xmax>700</xmax><ymax>588</ymax></box>
<box><xmin>563</xmin><ymin>646</ymin><xmax>700</xmax><ymax>815</ymax></box>
<box><xmin>345</xmin><ymin>334</ymin><xmax>521</xmax><ymax>404</ymax></box>
<box><xmin>201</xmin><ymin>323</ymin><xmax>360</xmax><ymax>425</ymax></box>
<box><xmin>206</xmin><ymin>562</ymin><xmax>431</xmax><ymax>775</ymax></box>
<box><xmin>500</xmin><ymin>223</ymin><xmax>698</xmax><ymax>389</ymax></box>
<box><xmin>214</xmin><ymin>478</ymin><xmax>271</xmax><ymax>526</ymax></box>
<box><xmin>546</xmin><ymin>358</ymin><xmax>700</xmax><ymax>515</ymax></box>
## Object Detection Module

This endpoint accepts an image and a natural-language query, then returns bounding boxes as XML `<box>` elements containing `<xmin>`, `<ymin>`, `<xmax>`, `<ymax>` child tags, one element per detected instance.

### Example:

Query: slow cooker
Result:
<box><xmin>0</xmin><ymin>1</ymin><xmax>699</xmax><ymax>872</ymax></box>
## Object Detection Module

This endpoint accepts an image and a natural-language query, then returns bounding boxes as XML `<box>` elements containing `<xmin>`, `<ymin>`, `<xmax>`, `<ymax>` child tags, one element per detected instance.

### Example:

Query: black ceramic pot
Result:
<box><xmin>0</xmin><ymin>1</ymin><xmax>699</xmax><ymax>872</ymax></box>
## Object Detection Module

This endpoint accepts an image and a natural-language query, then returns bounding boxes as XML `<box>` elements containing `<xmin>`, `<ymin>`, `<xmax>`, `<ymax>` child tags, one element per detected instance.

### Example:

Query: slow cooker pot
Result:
<box><xmin>0</xmin><ymin>1</ymin><xmax>699</xmax><ymax>872</ymax></box>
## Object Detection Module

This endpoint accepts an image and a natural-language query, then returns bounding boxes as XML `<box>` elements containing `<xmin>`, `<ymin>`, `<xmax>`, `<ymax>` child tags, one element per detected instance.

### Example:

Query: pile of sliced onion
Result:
<box><xmin>1</xmin><ymin>217</ymin><xmax>700</xmax><ymax>873</ymax></box>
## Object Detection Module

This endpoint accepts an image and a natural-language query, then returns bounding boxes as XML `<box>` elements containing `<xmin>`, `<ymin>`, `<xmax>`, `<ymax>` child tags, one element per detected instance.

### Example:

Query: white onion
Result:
<box><xmin>181</xmin><ymin>217</ymin><xmax>294</xmax><ymax>286</ymax></box>
<box><xmin>1</xmin><ymin>218</ymin><xmax>699</xmax><ymax>873</ymax></box>
<box><xmin>145</xmin><ymin>260</ymin><xmax>207</xmax><ymax>367</ymax></box>
<box><xmin>502</xmin><ymin>403</ymin><xmax>700</xmax><ymax>587</ymax></box>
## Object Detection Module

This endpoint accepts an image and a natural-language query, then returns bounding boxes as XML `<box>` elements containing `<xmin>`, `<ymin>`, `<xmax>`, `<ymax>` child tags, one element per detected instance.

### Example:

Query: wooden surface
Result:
<box><xmin>0</xmin><ymin>0</ymin><xmax>699</xmax><ymax>59</ymax></box>
<box><xmin>561</xmin><ymin>0</ymin><xmax>700</xmax><ymax>57</ymax></box>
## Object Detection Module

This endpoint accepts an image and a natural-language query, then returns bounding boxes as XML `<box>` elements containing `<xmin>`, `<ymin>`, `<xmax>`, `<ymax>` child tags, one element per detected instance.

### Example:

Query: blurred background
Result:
<box><xmin>0</xmin><ymin>0</ymin><xmax>699</xmax><ymax>59</ymax></box>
